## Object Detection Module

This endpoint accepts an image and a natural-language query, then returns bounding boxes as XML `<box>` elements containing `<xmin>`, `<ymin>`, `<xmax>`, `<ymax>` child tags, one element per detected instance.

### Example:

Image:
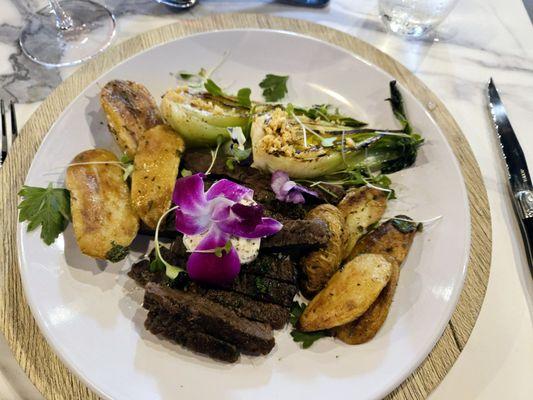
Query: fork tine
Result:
<box><xmin>10</xmin><ymin>100</ymin><xmax>17</xmax><ymax>137</ymax></box>
<box><xmin>1</xmin><ymin>100</ymin><xmax>5</xmax><ymax>162</ymax></box>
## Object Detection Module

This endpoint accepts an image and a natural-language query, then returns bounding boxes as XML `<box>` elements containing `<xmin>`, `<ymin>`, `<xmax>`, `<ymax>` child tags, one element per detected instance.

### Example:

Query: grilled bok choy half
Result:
<box><xmin>251</xmin><ymin>82</ymin><xmax>423</xmax><ymax>179</ymax></box>
<box><xmin>160</xmin><ymin>86</ymin><xmax>250</xmax><ymax>147</ymax></box>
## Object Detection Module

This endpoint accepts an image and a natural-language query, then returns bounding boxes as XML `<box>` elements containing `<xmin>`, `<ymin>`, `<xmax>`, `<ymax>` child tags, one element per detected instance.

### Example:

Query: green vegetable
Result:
<box><xmin>204</xmin><ymin>79</ymin><xmax>224</xmax><ymax>97</ymax></box>
<box><xmin>387</xmin><ymin>80</ymin><xmax>412</xmax><ymax>134</ymax></box>
<box><xmin>152</xmin><ymin>205</ymin><xmax>185</xmax><ymax>280</ymax></box>
<box><xmin>290</xmin><ymin>330</ymin><xmax>328</xmax><ymax>349</ymax></box>
<box><xmin>293</xmin><ymin>104</ymin><xmax>366</xmax><ymax>128</ymax></box>
<box><xmin>391</xmin><ymin>215</ymin><xmax>421</xmax><ymax>233</ymax></box>
<box><xmin>18</xmin><ymin>184</ymin><xmax>71</xmax><ymax>245</ymax></box>
<box><xmin>259</xmin><ymin>74</ymin><xmax>289</xmax><ymax>102</ymax></box>
<box><xmin>289</xmin><ymin>302</ymin><xmax>328</xmax><ymax>348</ymax></box>
<box><xmin>237</xmin><ymin>88</ymin><xmax>252</xmax><ymax>108</ymax></box>
<box><xmin>105</xmin><ymin>241</ymin><xmax>129</xmax><ymax>262</ymax></box>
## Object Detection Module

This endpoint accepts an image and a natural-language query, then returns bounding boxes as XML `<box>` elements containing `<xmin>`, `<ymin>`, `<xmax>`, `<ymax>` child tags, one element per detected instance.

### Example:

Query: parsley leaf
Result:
<box><xmin>204</xmin><ymin>79</ymin><xmax>224</xmax><ymax>97</ymax></box>
<box><xmin>290</xmin><ymin>330</ymin><xmax>328</xmax><ymax>349</ymax></box>
<box><xmin>289</xmin><ymin>301</ymin><xmax>328</xmax><ymax>348</ymax></box>
<box><xmin>259</xmin><ymin>74</ymin><xmax>289</xmax><ymax>102</ymax></box>
<box><xmin>236</xmin><ymin>87</ymin><xmax>252</xmax><ymax>108</ymax></box>
<box><xmin>18</xmin><ymin>184</ymin><xmax>71</xmax><ymax>245</ymax></box>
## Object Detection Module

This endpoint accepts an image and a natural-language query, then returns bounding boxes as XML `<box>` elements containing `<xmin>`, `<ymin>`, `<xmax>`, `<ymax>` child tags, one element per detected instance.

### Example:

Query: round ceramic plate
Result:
<box><xmin>18</xmin><ymin>30</ymin><xmax>469</xmax><ymax>400</ymax></box>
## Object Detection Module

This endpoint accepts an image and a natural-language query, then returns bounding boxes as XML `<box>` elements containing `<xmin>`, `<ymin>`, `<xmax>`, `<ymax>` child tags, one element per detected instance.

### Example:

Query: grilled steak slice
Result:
<box><xmin>241</xmin><ymin>253</ymin><xmax>297</xmax><ymax>284</ymax></box>
<box><xmin>144</xmin><ymin>283</ymin><xmax>275</xmax><ymax>355</ymax></box>
<box><xmin>145</xmin><ymin>309</ymin><xmax>239</xmax><ymax>363</ymax></box>
<box><xmin>200</xmin><ymin>289</ymin><xmax>290</xmax><ymax>329</ymax></box>
<box><xmin>261</xmin><ymin>219</ymin><xmax>330</xmax><ymax>250</ymax></box>
<box><xmin>182</xmin><ymin>150</ymin><xmax>344</xmax><ymax>206</ymax></box>
<box><xmin>230</xmin><ymin>273</ymin><xmax>298</xmax><ymax>307</ymax></box>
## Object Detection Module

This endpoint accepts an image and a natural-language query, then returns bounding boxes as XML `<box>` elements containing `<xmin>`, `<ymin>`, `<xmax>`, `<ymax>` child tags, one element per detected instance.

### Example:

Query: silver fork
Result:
<box><xmin>1</xmin><ymin>99</ymin><xmax>18</xmax><ymax>166</ymax></box>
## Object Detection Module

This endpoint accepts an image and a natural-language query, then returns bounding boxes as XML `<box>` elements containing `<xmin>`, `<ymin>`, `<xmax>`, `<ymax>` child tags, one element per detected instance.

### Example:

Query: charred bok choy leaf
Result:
<box><xmin>251</xmin><ymin>81</ymin><xmax>423</xmax><ymax>179</ymax></box>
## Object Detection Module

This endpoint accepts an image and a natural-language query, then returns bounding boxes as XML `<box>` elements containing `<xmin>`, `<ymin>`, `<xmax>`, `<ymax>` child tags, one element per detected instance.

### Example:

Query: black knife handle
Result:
<box><xmin>518</xmin><ymin>217</ymin><xmax>533</xmax><ymax>276</ymax></box>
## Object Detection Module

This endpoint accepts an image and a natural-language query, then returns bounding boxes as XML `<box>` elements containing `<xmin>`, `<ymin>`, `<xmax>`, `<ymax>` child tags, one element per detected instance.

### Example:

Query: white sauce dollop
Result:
<box><xmin>183</xmin><ymin>234</ymin><xmax>260</xmax><ymax>264</ymax></box>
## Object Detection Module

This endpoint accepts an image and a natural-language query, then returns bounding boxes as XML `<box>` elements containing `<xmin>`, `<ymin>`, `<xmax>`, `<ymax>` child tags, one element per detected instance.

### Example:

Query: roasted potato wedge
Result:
<box><xmin>338</xmin><ymin>187</ymin><xmax>388</xmax><ymax>260</ymax></box>
<box><xmin>300</xmin><ymin>204</ymin><xmax>344</xmax><ymax>296</ymax></box>
<box><xmin>348</xmin><ymin>217</ymin><xmax>417</xmax><ymax>263</ymax></box>
<box><xmin>131</xmin><ymin>125</ymin><xmax>185</xmax><ymax>228</ymax></box>
<box><xmin>100</xmin><ymin>80</ymin><xmax>163</xmax><ymax>157</ymax></box>
<box><xmin>66</xmin><ymin>149</ymin><xmax>139</xmax><ymax>261</ymax></box>
<box><xmin>334</xmin><ymin>218</ymin><xmax>417</xmax><ymax>344</ymax></box>
<box><xmin>333</xmin><ymin>258</ymin><xmax>400</xmax><ymax>344</ymax></box>
<box><xmin>298</xmin><ymin>254</ymin><xmax>392</xmax><ymax>332</ymax></box>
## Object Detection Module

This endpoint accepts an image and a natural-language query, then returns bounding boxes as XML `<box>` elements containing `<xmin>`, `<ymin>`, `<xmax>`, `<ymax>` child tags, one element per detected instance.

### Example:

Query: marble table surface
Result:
<box><xmin>1</xmin><ymin>0</ymin><xmax>532</xmax><ymax>399</ymax></box>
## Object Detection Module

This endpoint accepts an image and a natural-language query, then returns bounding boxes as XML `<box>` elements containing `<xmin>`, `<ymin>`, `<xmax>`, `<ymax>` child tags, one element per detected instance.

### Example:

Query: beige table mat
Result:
<box><xmin>0</xmin><ymin>14</ymin><xmax>491</xmax><ymax>400</ymax></box>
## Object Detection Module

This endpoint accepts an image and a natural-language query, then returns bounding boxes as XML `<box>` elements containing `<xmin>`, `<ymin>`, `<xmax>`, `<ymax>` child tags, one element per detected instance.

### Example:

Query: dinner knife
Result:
<box><xmin>487</xmin><ymin>78</ymin><xmax>533</xmax><ymax>275</ymax></box>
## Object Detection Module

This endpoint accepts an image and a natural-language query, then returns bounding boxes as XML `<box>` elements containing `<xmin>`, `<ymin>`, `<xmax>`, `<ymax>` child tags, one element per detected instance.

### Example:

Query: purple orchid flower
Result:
<box><xmin>172</xmin><ymin>174</ymin><xmax>282</xmax><ymax>285</ymax></box>
<box><xmin>271</xmin><ymin>170</ymin><xmax>319</xmax><ymax>204</ymax></box>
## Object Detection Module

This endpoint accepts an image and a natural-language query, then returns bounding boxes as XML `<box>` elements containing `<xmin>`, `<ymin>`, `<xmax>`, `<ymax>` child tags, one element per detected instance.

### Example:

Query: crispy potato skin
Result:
<box><xmin>334</xmin><ymin>258</ymin><xmax>400</xmax><ymax>344</ymax></box>
<box><xmin>348</xmin><ymin>220</ymin><xmax>416</xmax><ymax>264</ymax></box>
<box><xmin>66</xmin><ymin>149</ymin><xmax>139</xmax><ymax>260</ymax></box>
<box><xmin>100</xmin><ymin>80</ymin><xmax>162</xmax><ymax>157</ymax></box>
<box><xmin>298</xmin><ymin>254</ymin><xmax>392</xmax><ymax>332</ymax></box>
<box><xmin>300</xmin><ymin>204</ymin><xmax>344</xmax><ymax>296</ymax></box>
<box><xmin>338</xmin><ymin>187</ymin><xmax>388</xmax><ymax>260</ymax></box>
<box><xmin>131</xmin><ymin>125</ymin><xmax>185</xmax><ymax>228</ymax></box>
<box><xmin>335</xmin><ymin>221</ymin><xmax>417</xmax><ymax>344</ymax></box>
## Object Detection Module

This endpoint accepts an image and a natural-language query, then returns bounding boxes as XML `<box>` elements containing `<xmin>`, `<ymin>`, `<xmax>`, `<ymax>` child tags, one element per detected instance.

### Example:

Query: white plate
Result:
<box><xmin>18</xmin><ymin>30</ymin><xmax>469</xmax><ymax>400</ymax></box>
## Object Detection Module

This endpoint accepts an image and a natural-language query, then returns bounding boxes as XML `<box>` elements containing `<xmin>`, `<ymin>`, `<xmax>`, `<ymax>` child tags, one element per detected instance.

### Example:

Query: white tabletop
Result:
<box><xmin>1</xmin><ymin>1</ymin><xmax>532</xmax><ymax>399</ymax></box>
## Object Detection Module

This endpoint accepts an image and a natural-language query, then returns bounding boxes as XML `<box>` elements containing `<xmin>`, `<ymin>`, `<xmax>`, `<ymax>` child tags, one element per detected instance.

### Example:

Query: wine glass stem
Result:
<box><xmin>48</xmin><ymin>0</ymin><xmax>73</xmax><ymax>30</ymax></box>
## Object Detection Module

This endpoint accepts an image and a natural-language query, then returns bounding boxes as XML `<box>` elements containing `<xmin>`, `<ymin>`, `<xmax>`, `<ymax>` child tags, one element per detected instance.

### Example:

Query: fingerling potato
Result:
<box><xmin>298</xmin><ymin>254</ymin><xmax>392</xmax><ymax>332</ymax></box>
<box><xmin>333</xmin><ymin>258</ymin><xmax>400</xmax><ymax>344</ymax></box>
<box><xmin>66</xmin><ymin>149</ymin><xmax>139</xmax><ymax>261</ymax></box>
<box><xmin>100</xmin><ymin>80</ymin><xmax>162</xmax><ymax>157</ymax></box>
<box><xmin>338</xmin><ymin>187</ymin><xmax>388</xmax><ymax>260</ymax></box>
<box><xmin>131</xmin><ymin>125</ymin><xmax>185</xmax><ymax>228</ymax></box>
<box><xmin>300</xmin><ymin>204</ymin><xmax>344</xmax><ymax>296</ymax></box>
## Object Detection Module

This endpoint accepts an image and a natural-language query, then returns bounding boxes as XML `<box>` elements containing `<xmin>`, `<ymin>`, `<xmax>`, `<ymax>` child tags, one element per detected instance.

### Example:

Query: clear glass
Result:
<box><xmin>19</xmin><ymin>0</ymin><xmax>116</xmax><ymax>67</ymax></box>
<box><xmin>379</xmin><ymin>0</ymin><xmax>459</xmax><ymax>38</ymax></box>
<box><xmin>154</xmin><ymin>0</ymin><xmax>198</xmax><ymax>8</ymax></box>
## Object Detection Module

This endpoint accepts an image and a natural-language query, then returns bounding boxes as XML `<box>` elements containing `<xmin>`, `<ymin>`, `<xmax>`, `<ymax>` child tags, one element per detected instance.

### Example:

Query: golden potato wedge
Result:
<box><xmin>348</xmin><ymin>218</ymin><xmax>417</xmax><ymax>264</ymax></box>
<box><xmin>300</xmin><ymin>204</ymin><xmax>344</xmax><ymax>296</ymax></box>
<box><xmin>335</xmin><ymin>217</ymin><xmax>418</xmax><ymax>344</ymax></box>
<box><xmin>100</xmin><ymin>80</ymin><xmax>162</xmax><ymax>157</ymax></box>
<box><xmin>338</xmin><ymin>187</ymin><xmax>388</xmax><ymax>260</ymax></box>
<box><xmin>131</xmin><ymin>125</ymin><xmax>185</xmax><ymax>228</ymax></box>
<box><xmin>298</xmin><ymin>254</ymin><xmax>392</xmax><ymax>332</ymax></box>
<box><xmin>334</xmin><ymin>258</ymin><xmax>400</xmax><ymax>344</ymax></box>
<box><xmin>66</xmin><ymin>149</ymin><xmax>139</xmax><ymax>261</ymax></box>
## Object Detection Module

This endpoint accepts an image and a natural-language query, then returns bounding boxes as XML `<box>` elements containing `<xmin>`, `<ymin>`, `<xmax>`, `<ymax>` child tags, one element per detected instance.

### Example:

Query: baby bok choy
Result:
<box><xmin>160</xmin><ymin>84</ymin><xmax>250</xmax><ymax>147</ymax></box>
<box><xmin>251</xmin><ymin>81</ymin><xmax>423</xmax><ymax>179</ymax></box>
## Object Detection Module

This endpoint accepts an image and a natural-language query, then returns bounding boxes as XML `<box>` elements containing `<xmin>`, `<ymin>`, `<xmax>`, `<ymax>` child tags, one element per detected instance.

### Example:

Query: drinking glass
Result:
<box><xmin>19</xmin><ymin>0</ymin><xmax>116</xmax><ymax>67</ymax></box>
<box><xmin>379</xmin><ymin>0</ymin><xmax>459</xmax><ymax>37</ymax></box>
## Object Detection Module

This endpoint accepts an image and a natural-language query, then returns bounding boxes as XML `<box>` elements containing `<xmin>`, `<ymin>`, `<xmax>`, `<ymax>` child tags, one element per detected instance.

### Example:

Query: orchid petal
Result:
<box><xmin>172</xmin><ymin>174</ymin><xmax>207</xmax><ymax>214</ymax></box>
<box><xmin>294</xmin><ymin>183</ymin><xmax>319</xmax><ymax>198</ymax></box>
<box><xmin>174</xmin><ymin>209</ymin><xmax>210</xmax><ymax>235</ymax></box>
<box><xmin>271</xmin><ymin>170</ymin><xmax>290</xmax><ymax>199</ymax></box>
<box><xmin>285</xmin><ymin>190</ymin><xmax>305</xmax><ymax>204</ymax></box>
<box><xmin>218</xmin><ymin>205</ymin><xmax>282</xmax><ymax>238</ymax></box>
<box><xmin>206</xmin><ymin>179</ymin><xmax>253</xmax><ymax>202</ymax></box>
<box><xmin>186</xmin><ymin>227</ymin><xmax>240</xmax><ymax>285</ymax></box>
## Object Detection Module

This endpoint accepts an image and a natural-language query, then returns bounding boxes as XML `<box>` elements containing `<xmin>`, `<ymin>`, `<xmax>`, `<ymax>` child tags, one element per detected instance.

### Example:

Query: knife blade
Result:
<box><xmin>488</xmin><ymin>78</ymin><xmax>533</xmax><ymax>274</ymax></box>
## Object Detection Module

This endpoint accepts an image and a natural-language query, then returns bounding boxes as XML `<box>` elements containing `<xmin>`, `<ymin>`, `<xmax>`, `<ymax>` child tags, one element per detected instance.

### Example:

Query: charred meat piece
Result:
<box><xmin>182</xmin><ymin>150</ymin><xmax>344</xmax><ymax>205</ymax></box>
<box><xmin>261</xmin><ymin>219</ymin><xmax>330</xmax><ymax>251</ymax></box>
<box><xmin>145</xmin><ymin>309</ymin><xmax>239</xmax><ymax>363</ymax></box>
<box><xmin>144</xmin><ymin>283</ymin><xmax>275</xmax><ymax>356</ymax></box>
<box><xmin>230</xmin><ymin>273</ymin><xmax>298</xmax><ymax>307</ymax></box>
<box><xmin>241</xmin><ymin>253</ymin><xmax>297</xmax><ymax>284</ymax></box>
<box><xmin>199</xmin><ymin>289</ymin><xmax>290</xmax><ymax>329</ymax></box>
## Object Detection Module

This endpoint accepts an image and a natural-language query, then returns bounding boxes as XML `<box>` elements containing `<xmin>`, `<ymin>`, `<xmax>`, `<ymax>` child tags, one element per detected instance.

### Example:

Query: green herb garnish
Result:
<box><xmin>105</xmin><ymin>241</ymin><xmax>129</xmax><ymax>262</ymax></box>
<box><xmin>204</xmin><ymin>79</ymin><xmax>224</xmax><ymax>97</ymax></box>
<box><xmin>259</xmin><ymin>74</ymin><xmax>289</xmax><ymax>102</ymax></box>
<box><xmin>387</xmin><ymin>81</ymin><xmax>412</xmax><ymax>134</ymax></box>
<box><xmin>391</xmin><ymin>215</ymin><xmax>418</xmax><ymax>233</ymax></box>
<box><xmin>236</xmin><ymin>87</ymin><xmax>252</xmax><ymax>108</ymax></box>
<box><xmin>289</xmin><ymin>301</ymin><xmax>328</xmax><ymax>349</ymax></box>
<box><xmin>18</xmin><ymin>184</ymin><xmax>71</xmax><ymax>245</ymax></box>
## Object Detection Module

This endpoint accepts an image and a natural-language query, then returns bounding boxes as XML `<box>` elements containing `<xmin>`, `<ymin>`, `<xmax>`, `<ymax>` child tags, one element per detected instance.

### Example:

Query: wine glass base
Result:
<box><xmin>19</xmin><ymin>0</ymin><xmax>116</xmax><ymax>68</ymax></box>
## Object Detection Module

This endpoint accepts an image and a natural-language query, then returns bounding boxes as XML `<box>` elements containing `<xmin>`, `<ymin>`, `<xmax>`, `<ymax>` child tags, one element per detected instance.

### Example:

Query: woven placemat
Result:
<box><xmin>0</xmin><ymin>14</ymin><xmax>491</xmax><ymax>400</ymax></box>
